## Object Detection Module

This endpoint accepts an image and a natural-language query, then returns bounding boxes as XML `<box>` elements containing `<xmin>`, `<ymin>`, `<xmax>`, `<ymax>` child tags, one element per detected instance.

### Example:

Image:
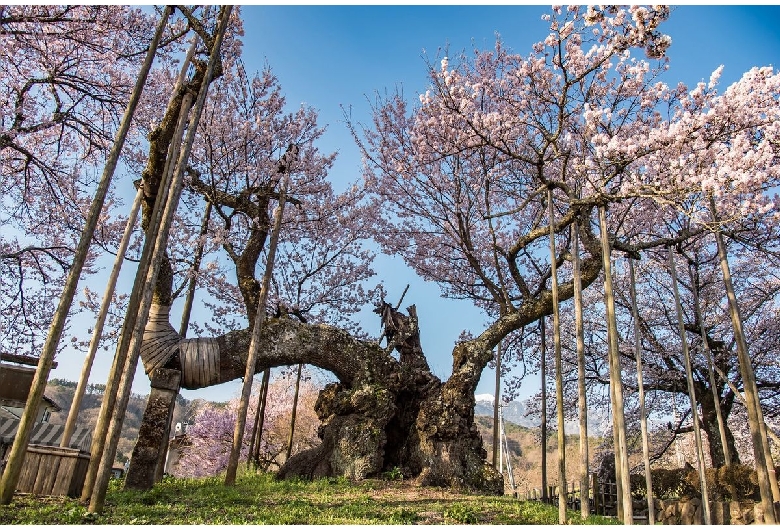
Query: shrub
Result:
<box><xmin>631</xmin><ymin>464</ymin><xmax>760</xmax><ymax>502</ymax></box>
<box><xmin>643</xmin><ymin>468</ymin><xmax>697</xmax><ymax>500</ymax></box>
<box><xmin>715</xmin><ymin>464</ymin><xmax>759</xmax><ymax>501</ymax></box>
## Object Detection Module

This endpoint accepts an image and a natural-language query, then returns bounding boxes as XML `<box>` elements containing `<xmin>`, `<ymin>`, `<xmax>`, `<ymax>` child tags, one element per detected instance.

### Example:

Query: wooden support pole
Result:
<box><xmin>689</xmin><ymin>262</ymin><xmax>732</xmax><ymax>467</ymax></box>
<box><xmin>179</xmin><ymin>202</ymin><xmax>213</xmax><ymax>337</ymax></box>
<box><xmin>81</xmin><ymin>30</ymin><xmax>199</xmax><ymax>504</ymax></box>
<box><xmin>61</xmin><ymin>186</ymin><xmax>143</xmax><ymax>448</ymax></box>
<box><xmin>285</xmin><ymin>364</ymin><xmax>304</xmax><ymax>462</ymax></box>
<box><xmin>711</xmin><ymin>197</ymin><xmax>778</xmax><ymax>517</ymax></box>
<box><xmin>0</xmin><ymin>6</ymin><xmax>171</xmax><ymax>506</ymax></box>
<box><xmin>668</xmin><ymin>247</ymin><xmax>711</xmax><ymax>524</ymax></box>
<box><xmin>225</xmin><ymin>144</ymin><xmax>298</xmax><ymax>486</ymax></box>
<box><xmin>88</xmin><ymin>7</ymin><xmax>232</xmax><ymax>512</ymax></box>
<box><xmin>83</xmin><ymin>88</ymin><xmax>193</xmax><ymax>505</ymax></box>
<box><xmin>492</xmin><ymin>341</ymin><xmax>502</xmax><ymax>470</ymax></box>
<box><xmin>250</xmin><ymin>368</ymin><xmax>272</xmax><ymax>469</ymax></box>
<box><xmin>572</xmin><ymin>220</ymin><xmax>590</xmax><ymax>518</ymax></box>
<box><xmin>598</xmin><ymin>205</ymin><xmax>632</xmax><ymax>524</ymax></box>
<box><xmin>540</xmin><ymin>317</ymin><xmax>548</xmax><ymax>502</ymax></box>
<box><xmin>547</xmin><ymin>187</ymin><xmax>567</xmax><ymax>524</ymax></box>
<box><xmin>628</xmin><ymin>254</ymin><xmax>655</xmax><ymax>525</ymax></box>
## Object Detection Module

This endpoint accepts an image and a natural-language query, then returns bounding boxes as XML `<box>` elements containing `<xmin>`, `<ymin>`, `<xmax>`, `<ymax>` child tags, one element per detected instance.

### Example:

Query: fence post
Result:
<box><xmin>572</xmin><ymin>481</ymin><xmax>576</xmax><ymax>508</ymax></box>
<box><xmin>592</xmin><ymin>473</ymin><xmax>599</xmax><ymax>515</ymax></box>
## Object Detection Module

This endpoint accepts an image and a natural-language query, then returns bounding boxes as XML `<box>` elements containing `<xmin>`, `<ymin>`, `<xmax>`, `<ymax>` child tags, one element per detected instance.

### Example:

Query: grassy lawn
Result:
<box><xmin>0</xmin><ymin>471</ymin><xmax>619</xmax><ymax>525</ymax></box>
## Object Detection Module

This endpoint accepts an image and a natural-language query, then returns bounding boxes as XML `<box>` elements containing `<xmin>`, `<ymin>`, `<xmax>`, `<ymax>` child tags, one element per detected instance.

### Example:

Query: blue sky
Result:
<box><xmin>237</xmin><ymin>5</ymin><xmax>780</xmax><ymax>402</ymax></box>
<box><xmin>50</xmin><ymin>5</ymin><xmax>780</xmax><ymax>404</ymax></box>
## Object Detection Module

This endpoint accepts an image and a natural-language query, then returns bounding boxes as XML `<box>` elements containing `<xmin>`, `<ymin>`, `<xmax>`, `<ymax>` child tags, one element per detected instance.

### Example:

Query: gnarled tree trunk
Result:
<box><xmin>127</xmin><ymin>213</ymin><xmax>604</xmax><ymax>492</ymax></box>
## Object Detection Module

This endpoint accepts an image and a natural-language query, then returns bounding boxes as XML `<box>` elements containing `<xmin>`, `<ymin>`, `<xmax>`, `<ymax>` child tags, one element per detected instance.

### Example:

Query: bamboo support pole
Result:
<box><xmin>81</xmin><ymin>30</ymin><xmax>200</xmax><ymax>504</ymax></box>
<box><xmin>90</xmin><ymin>87</ymin><xmax>191</xmax><ymax>510</ymax></box>
<box><xmin>87</xmin><ymin>8</ymin><xmax>232</xmax><ymax>512</ymax></box>
<box><xmin>83</xmin><ymin>88</ymin><xmax>193</xmax><ymax>504</ymax></box>
<box><xmin>689</xmin><ymin>263</ymin><xmax>732</xmax><ymax>467</ymax></box>
<box><xmin>179</xmin><ymin>201</ymin><xmax>213</xmax><ymax>337</ymax></box>
<box><xmin>285</xmin><ymin>364</ymin><xmax>303</xmax><ymax>461</ymax></box>
<box><xmin>0</xmin><ymin>6</ymin><xmax>172</xmax><ymax>506</ymax></box>
<box><xmin>492</xmin><ymin>341</ymin><xmax>502</xmax><ymax>470</ymax></box>
<box><xmin>712</xmin><ymin>364</ymin><xmax>780</xmax><ymax>447</ymax></box>
<box><xmin>711</xmin><ymin>197</ymin><xmax>778</xmax><ymax>517</ymax></box>
<box><xmin>540</xmin><ymin>317</ymin><xmax>548</xmax><ymax>502</ymax></box>
<box><xmin>252</xmin><ymin>369</ymin><xmax>272</xmax><ymax>468</ymax></box>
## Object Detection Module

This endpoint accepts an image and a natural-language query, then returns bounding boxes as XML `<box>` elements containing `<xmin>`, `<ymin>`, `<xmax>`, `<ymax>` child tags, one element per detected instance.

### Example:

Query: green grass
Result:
<box><xmin>0</xmin><ymin>471</ymin><xmax>621</xmax><ymax>525</ymax></box>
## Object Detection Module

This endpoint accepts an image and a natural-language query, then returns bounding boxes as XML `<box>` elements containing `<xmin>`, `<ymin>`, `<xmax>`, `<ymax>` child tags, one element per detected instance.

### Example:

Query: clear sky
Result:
<box><xmin>49</xmin><ymin>5</ymin><xmax>780</xmax><ymax>405</ymax></box>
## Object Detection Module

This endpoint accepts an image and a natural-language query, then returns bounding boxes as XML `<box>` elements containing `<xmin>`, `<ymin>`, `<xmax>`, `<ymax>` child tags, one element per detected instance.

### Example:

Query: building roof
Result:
<box><xmin>0</xmin><ymin>408</ymin><xmax>19</xmax><ymax>421</ymax></box>
<box><xmin>0</xmin><ymin>419</ymin><xmax>92</xmax><ymax>453</ymax></box>
<box><xmin>0</xmin><ymin>363</ymin><xmax>62</xmax><ymax>412</ymax></box>
<box><xmin>41</xmin><ymin>396</ymin><xmax>62</xmax><ymax>412</ymax></box>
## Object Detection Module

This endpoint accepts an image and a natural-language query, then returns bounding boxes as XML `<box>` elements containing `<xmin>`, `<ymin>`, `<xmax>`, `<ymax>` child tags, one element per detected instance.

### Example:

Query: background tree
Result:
<box><xmin>0</xmin><ymin>5</ymin><xmax>163</xmax><ymax>360</ymax></box>
<box><xmin>173</xmin><ymin>372</ymin><xmax>321</xmax><ymax>478</ymax></box>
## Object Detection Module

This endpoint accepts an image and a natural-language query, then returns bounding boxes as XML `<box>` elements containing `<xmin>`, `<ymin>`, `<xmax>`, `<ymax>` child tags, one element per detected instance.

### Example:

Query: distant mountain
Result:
<box><xmin>474</xmin><ymin>394</ymin><xmax>605</xmax><ymax>433</ymax></box>
<box><xmin>44</xmin><ymin>379</ymin><xmax>191</xmax><ymax>465</ymax></box>
<box><xmin>474</xmin><ymin>394</ymin><xmax>540</xmax><ymax>429</ymax></box>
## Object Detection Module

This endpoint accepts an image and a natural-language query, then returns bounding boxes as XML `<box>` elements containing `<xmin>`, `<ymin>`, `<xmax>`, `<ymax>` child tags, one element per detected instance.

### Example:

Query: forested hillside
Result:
<box><xmin>474</xmin><ymin>415</ymin><xmax>605</xmax><ymax>495</ymax></box>
<box><xmin>45</xmin><ymin>379</ymin><xmax>190</xmax><ymax>465</ymax></box>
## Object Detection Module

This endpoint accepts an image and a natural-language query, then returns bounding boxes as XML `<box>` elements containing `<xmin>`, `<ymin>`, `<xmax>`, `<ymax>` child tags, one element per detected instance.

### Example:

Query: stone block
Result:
<box><xmin>711</xmin><ymin>501</ymin><xmax>729</xmax><ymax>525</ymax></box>
<box><xmin>680</xmin><ymin>501</ymin><xmax>695</xmax><ymax>525</ymax></box>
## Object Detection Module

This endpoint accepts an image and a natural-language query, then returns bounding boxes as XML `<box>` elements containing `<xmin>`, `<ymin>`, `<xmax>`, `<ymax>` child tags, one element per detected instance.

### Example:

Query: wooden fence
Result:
<box><xmin>524</xmin><ymin>474</ymin><xmax>619</xmax><ymax>516</ymax></box>
<box><xmin>15</xmin><ymin>444</ymin><xmax>90</xmax><ymax>497</ymax></box>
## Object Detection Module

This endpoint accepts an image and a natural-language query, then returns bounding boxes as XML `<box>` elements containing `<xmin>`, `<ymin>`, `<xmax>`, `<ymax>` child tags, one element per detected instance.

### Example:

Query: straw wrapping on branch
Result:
<box><xmin>180</xmin><ymin>337</ymin><xmax>220</xmax><ymax>388</ymax></box>
<box><xmin>140</xmin><ymin>304</ymin><xmax>180</xmax><ymax>374</ymax></box>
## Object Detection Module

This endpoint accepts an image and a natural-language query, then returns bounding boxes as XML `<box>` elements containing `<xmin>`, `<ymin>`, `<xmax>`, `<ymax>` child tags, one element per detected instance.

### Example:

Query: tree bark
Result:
<box><xmin>125</xmin><ymin>203</ymin><xmax>605</xmax><ymax>493</ymax></box>
<box><xmin>151</xmin><ymin>200</ymin><xmax>212</xmax><ymax>483</ymax></box>
<box><xmin>699</xmin><ymin>388</ymin><xmax>738</xmax><ymax>467</ymax></box>
<box><xmin>124</xmin><ymin>368</ymin><xmax>180</xmax><ymax>490</ymax></box>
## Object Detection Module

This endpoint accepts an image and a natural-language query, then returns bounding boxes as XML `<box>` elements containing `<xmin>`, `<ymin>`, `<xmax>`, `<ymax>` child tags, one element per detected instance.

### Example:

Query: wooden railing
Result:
<box><xmin>524</xmin><ymin>474</ymin><xmax>619</xmax><ymax>516</ymax></box>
